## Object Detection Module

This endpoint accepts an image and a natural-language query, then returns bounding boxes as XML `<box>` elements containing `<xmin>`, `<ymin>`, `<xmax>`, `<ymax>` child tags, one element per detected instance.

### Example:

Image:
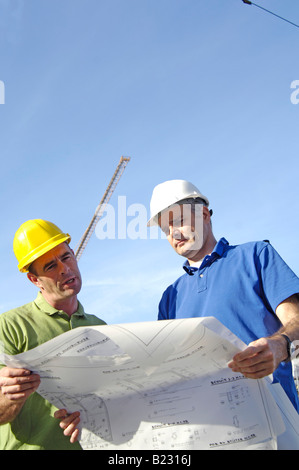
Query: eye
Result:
<box><xmin>45</xmin><ymin>262</ymin><xmax>56</xmax><ymax>272</ymax></box>
<box><xmin>61</xmin><ymin>252</ymin><xmax>72</xmax><ymax>262</ymax></box>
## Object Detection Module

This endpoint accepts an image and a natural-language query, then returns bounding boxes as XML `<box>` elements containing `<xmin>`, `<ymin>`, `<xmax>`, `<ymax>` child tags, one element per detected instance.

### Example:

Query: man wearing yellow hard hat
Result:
<box><xmin>0</xmin><ymin>219</ymin><xmax>106</xmax><ymax>450</ymax></box>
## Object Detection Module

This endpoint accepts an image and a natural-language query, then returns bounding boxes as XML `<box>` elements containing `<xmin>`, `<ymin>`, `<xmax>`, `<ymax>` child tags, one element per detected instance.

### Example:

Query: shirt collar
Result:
<box><xmin>183</xmin><ymin>237</ymin><xmax>229</xmax><ymax>275</ymax></box>
<box><xmin>34</xmin><ymin>291</ymin><xmax>85</xmax><ymax>317</ymax></box>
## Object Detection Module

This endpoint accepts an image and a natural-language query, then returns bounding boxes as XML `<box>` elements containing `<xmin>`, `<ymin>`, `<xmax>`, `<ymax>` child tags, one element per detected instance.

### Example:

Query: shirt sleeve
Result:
<box><xmin>258</xmin><ymin>242</ymin><xmax>299</xmax><ymax>312</ymax></box>
<box><xmin>158</xmin><ymin>285</ymin><xmax>176</xmax><ymax>320</ymax></box>
<box><xmin>0</xmin><ymin>318</ymin><xmax>13</xmax><ymax>369</ymax></box>
<box><xmin>0</xmin><ymin>314</ymin><xmax>23</xmax><ymax>360</ymax></box>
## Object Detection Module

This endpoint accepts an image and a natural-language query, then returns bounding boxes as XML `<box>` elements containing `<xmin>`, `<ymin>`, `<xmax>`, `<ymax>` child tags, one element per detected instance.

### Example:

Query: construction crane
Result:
<box><xmin>75</xmin><ymin>156</ymin><xmax>130</xmax><ymax>260</ymax></box>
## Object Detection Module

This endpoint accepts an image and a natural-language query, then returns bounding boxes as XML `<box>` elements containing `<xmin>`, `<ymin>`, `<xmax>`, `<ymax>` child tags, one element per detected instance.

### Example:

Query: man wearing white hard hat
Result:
<box><xmin>0</xmin><ymin>220</ymin><xmax>106</xmax><ymax>450</ymax></box>
<box><xmin>148</xmin><ymin>180</ymin><xmax>299</xmax><ymax>412</ymax></box>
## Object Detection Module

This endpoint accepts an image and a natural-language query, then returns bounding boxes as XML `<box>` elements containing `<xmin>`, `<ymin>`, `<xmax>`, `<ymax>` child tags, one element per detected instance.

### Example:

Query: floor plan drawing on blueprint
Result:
<box><xmin>1</xmin><ymin>317</ymin><xmax>297</xmax><ymax>450</ymax></box>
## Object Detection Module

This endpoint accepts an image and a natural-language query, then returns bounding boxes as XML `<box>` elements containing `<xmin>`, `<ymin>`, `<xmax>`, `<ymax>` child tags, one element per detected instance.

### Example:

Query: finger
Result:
<box><xmin>229</xmin><ymin>355</ymin><xmax>271</xmax><ymax>372</ymax></box>
<box><xmin>230</xmin><ymin>357</ymin><xmax>274</xmax><ymax>378</ymax></box>
<box><xmin>58</xmin><ymin>411</ymin><xmax>80</xmax><ymax>429</ymax></box>
<box><xmin>1</xmin><ymin>378</ymin><xmax>40</xmax><ymax>394</ymax></box>
<box><xmin>0</xmin><ymin>376</ymin><xmax>40</xmax><ymax>398</ymax></box>
<box><xmin>0</xmin><ymin>369</ymin><xmax>33</xmax><ymax>387</ymax></box>
<box><xmin>229</xmin><ymin>354</ymin><xmax>267</xmax><ymax>370</ymax></box>
<box><xmin>2</xmin><ymin>391</ymin><xmax>30</xmax><ymax>401</ymax></box>
<box><xmin>62</xmin><ymin>414</ymin><xmax>80</xmax><ymax>435</ymax></box>
<box><xmin>231</xmin><ymin>344</ymin><xmax>268</xmax><ymax>363</ymax></box>
<box><xmin>54</xmin><ymin>408</ymin><xmax>69</xmax><ymax>419</ymax></box>
<box><xmin>60</xmin><ymin>412</ymin><xmax>81</xmax><ymax>443</ymax></box>
<box><xmin>1</xmin><ymin>379</ymin><xmax>40</xmax><ymax>400</ymax></box>
<box><xmin>0</xmin><ymin>373</ymin><xmax>40</xmax><ymax>388</ymax></box>
<box><xmin>241</xmin><ymin>365</ymin><xmax>273</xmax><ymax>379</ymax></box>
<box><xmin>70</xmin><ymin>428</ymin><xmax>80</xmax><ymax>444</ymax></box>
<box><xmin>0</xmin><ymin>368</ymin><xmax>31</xmax><ymax>378</ymax></box>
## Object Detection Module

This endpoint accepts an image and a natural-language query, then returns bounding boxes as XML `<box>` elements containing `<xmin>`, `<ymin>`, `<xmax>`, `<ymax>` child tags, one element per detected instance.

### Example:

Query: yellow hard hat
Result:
<box><xmin>13</xmin><ymin>219</ymin><xmax>71</xmax><ymax>273</ymax></box>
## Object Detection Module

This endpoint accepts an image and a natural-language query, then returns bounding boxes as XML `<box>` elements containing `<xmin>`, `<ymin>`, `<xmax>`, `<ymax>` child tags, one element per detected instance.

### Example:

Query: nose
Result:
<box><xmin>57</xmin><ymin>259</ymin><xmax>71</xmax><ymax>275</ymax></box>
<box><xmin>169</xmin><ymin>225</ymin><xmax>182</xmax><ymax>239</ymax></box>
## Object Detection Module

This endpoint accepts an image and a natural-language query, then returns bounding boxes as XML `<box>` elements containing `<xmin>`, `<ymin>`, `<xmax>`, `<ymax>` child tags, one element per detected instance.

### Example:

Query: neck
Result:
<box><xmin>41</xmin><ymin>292</ymin><xmax>78</xmax><ymax>317</ymax></box>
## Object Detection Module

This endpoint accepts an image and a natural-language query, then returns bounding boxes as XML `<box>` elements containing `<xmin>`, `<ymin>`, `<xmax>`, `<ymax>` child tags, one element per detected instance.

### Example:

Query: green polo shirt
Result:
<box><xmin>0</xmin><ymin>292</ymin><xmax>106</xmax><ymax>450</ymax></box>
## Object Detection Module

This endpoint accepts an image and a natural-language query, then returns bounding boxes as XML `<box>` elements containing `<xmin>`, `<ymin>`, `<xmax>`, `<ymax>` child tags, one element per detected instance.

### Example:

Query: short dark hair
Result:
<box><xmin>28</xmin><ymin>262</ymin><xmax>37</xmax><ymax>276</ymax></box>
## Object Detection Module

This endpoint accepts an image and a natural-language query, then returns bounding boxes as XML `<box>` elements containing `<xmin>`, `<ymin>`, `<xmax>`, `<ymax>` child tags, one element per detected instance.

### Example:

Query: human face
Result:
<box><xmin>27</xmin><ymin>242</ymin><xmax>82</xmax><ymax>309</ymax></box>
<box><xmin>159</xmin><ymin>203</ymin><xmax>205</xmax><ymax>260</ymax></box>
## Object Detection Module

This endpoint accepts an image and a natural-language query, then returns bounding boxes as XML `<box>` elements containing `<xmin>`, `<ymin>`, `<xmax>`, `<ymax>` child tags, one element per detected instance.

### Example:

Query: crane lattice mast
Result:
<box><xmin>75</xmin><ymin>156</ymin><xmax>130</xmax><ymax>260</ymax></box>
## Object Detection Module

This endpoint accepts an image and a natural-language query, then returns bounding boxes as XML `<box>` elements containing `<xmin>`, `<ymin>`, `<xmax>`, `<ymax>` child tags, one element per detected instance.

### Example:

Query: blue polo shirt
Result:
<box><xmin>158</xmin><ymin>238</ymin><xmax>299</xmax><ymax>411</ymax></box>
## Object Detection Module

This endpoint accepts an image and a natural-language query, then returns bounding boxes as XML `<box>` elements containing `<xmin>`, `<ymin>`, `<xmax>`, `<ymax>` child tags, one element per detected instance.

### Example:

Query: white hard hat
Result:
<box><xmin>147</xmin><ymin>179</ymin><xmax>209</xmax><ymax>227</ymax></box>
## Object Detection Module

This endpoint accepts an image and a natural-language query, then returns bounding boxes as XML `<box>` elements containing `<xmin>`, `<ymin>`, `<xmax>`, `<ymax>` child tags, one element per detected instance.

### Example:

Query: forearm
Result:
<box><xmin>274</xmin><ymin>294</ymin><xmax>299</xmax><ymax>340</ymax></box>
<box><xmin>0</xmin><ymin>391</ymin><xmax>25</xmax><ymax>425</ymax></box>
<box><xmin>228</xmin><ymin>294</ymin><xmax>299</xmax><ymax>378</ymax></box>
<box><xmin>271</xmin><ymin>294</ymin><xmax>299</xmax><ymax>360</ymax></box>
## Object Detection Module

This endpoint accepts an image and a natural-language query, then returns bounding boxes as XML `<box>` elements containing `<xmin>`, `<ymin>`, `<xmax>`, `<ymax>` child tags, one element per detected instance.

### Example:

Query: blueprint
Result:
<box><xmin>0</xmin><ymin>317</ymin><xmax>289</xmax><ymax>450</ymax></box>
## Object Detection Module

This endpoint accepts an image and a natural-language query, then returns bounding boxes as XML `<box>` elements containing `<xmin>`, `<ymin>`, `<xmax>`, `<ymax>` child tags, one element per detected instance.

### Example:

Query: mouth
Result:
<box><xmin>175</xmin><ymin>239</ymin><xmax>188</xmax><ymax>248</ymax></box>
<box><xmin>62</xmin><ymin>277</ymin><xmax>76</xmax><ymax>286</ymax></box>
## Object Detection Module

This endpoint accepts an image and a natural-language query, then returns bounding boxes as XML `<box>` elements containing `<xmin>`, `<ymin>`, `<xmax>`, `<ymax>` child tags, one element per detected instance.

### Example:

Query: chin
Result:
<box><xmin>63</xmin><ymin>282</ymin><xmax>82</xmax><ymax>296</ymax></box>
<box><xmin>176</xmin><ymin>241</ymin><xmax>193</xmax><ymax>255</ymax></box>
<box><xmin>181</xmin><ymin>247</ymin><xmax>201</xmax><ymax>260</ymax></box>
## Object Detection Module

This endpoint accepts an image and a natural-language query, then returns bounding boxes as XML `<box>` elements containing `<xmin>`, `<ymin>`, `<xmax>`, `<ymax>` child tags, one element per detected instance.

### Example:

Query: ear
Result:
<box><xmin>27</xmin><ymin>272</ymin><xmax>42</xmax><ymax>288</ymax></box>
<box><xmin>202</xmin><ymin>205</ymin><xmax>211</xmax><ymax>222</ymax></box>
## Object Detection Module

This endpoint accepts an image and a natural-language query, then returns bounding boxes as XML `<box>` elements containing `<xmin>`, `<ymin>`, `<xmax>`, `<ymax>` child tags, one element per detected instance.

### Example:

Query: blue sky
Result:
<box><xmin>0</xmin><ymin>0</ymin><xmax>298</xmax><ymax>324</ymax></box>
